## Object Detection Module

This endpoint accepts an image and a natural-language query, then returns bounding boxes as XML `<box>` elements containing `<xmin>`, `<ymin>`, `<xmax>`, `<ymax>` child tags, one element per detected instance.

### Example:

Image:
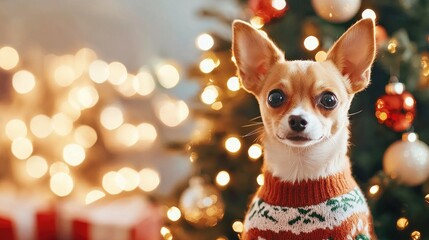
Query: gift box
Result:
<box><xmin>0</xmin><ymin>193</ymin><xmax>56</xmax><ymax>240</ymax></box>
<box><xmin>58</xmin><ymin>196</ymin><xmax>162</xmax><ymax>240</ymax></box>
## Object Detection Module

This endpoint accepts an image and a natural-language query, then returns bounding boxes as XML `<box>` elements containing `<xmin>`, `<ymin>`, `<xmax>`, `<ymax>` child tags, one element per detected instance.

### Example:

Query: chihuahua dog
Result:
<box><xmin>232</xmin><ymin>19</ymin><xmax>376</xmax><ymax>239</ymax></box>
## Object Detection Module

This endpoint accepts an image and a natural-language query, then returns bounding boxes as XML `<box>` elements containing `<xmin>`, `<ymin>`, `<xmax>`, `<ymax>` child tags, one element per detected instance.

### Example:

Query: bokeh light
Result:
<box><xmin>232</xmin><ymin>221</ymin><xmax>244</xmax><ymax>233</ymax></box>
<box><xmin>117</xmin><ymin>167</ymin><xmax>140</xmax><ymax>191</ymax></box>
<box><xmin>216</xmin><ymin>171</ymin><xmax>230</xmax><ymax>187</ymax></box>
<box><xmin>54</xmin><ymin>65</ymin><xmax>76</xmax><ymax>87</ymax></box>
<box><xmin>77</xmin><ymin>86</ymin><xmax>99</xmax><ymax>109</ymax></box>
<box><xmin>199</xmin><ymin>58</ymin><xmax>217</xmax><ymax>74</ymax></box>
<box><xmin>115</xmin><ymin>123</ymin><xmax>139</xmax><ymax>147</ymax></box>
<box><xmin>26</xmin><ymin>155</ymin><xmax>48</xmax><ymax>179</ymax></box>
<box><xmin>50</xmin><ymin>172</ymin><xmax>74</xmax><ymax>197</ymax></box>
<box><xmin>5</xmin><ymin>119</ymin><xmax>27</xmax><ymax>141</ymax></box>
<box><xmin>49</xmin><ymin>161</ymin><xmax>70</xmax><ymax>176</ymax></box>
<box><xmin>108</xmin><ymin>61</ymin><xmax>127</xmax><ymax>85</ymax></box>
<box><xmin>85</xmin><ymin>189</ymin><xmax>106</xmax><ymax>205</ymax></box>
<box><xmin>271</xmin><ymin>0</ymin><xmax>286</xmax><ymax>10</ymax></box>
<box><xmin>167</xmin><ymin>206</ymin><xmax>182</xmax><ymax>222</ymax></box>
<box><xmin>227</xmin><ymin>77</ymin><xmax>241</xmax><ymax>92</ymax></box>
<box><xmin>362</xmin><ymin>9</ymin><xmax>376</xmax><ymax>20</ymax></box>
<box><xmin>156</xmin><ymin>63</ymin><xmax>180</xmax><ymax>89</ymax></box>
<box><xmin>100</xmin><ymin>106</ymin><xmax>124</xmax><ymax>130</ymax></box>
<box><xmin>0</xmin><ymin>46</ymin><xmax>19</xmax><ymax>70</ymax></box>
<box><xmin>250</xmin><ymin>16</ymin><xmax>264</xmax><ymax>29</ymax></box>
<box><xmin>158</xmin><ymin>100</ymin><xmax>189</xmax><ymax>127</ymax></box>
<box><xmin>102</xmin><ymin>171</ymin><xmax>123</xmax><ymax>195</ymax></box>
<box><xmin>225</xmin><ymin>137</ymin><xmax>241</xmax><ymax>153</ymax></box>
<box><xmin>257</xmin><ymin>174</ymin><xmax>264</xmax><ymax>186</ymax></box>
<box><xmin>63</xmin><ymin>143</ymin><xmax>86</xmax><ymax>166</ymax></box>
<box><xmin>315</xmin><ymin>51</ymin><xmax>327</xmax><ymax>62</ymax></box>
<box><xmin>139</xmin><ymin>168</ymin><xmax>160</xmax><ymax>192</ymax></box>
<box><xmin>304</xmin><ymin>36</ymin><xmax>319</xmax><ymax>51</ymax></box>
<box><xmin>201</xmin><ymin>85</ymin><xmax>219</xmax><ymax>104</ymax></box>
<box><xmin>248</xmin><ymin>144</ymin><xmax>263</xmax><ymax>160</ymax></box>
<box><xmin>74</xmin><ymin>125</ymin><xmax>97</xmax><ymax>148</ymax></box>
<box><xmin>134</xmin><ymin>70</ymin><xmax>156</xmax><ymax>96</ymax></box>
<box><xmin>30</xmin><ymin>114</ymin><xmax>53</xmax><ymax>138</ymax></box>
<box><xmin>137</xmin><ymin>122</ymin><xmax>158</xmax><ymax>144</ymax></box>
<box><xmin>52</xmin><ymin>113</ymin><xmax>73</xmax><ymax>136</ymax></box>
<box><xmin>196</xmin><ymin>33</ymin><xmax>215</xmax><ymax>51</ymax></box>
<box><xmin>89</xmin><ymin>60</ymin><xmax>110</xmax><ymax>83</ymax></box>
<box><xmin>11</xmin><ymin>137</ymin><xmax>33</xmax><ymax>160</ymax></box>
<box><xmin>12</xmin><ymin>70</ymin><xmax>36</xmax><ymax>94</ymax></box>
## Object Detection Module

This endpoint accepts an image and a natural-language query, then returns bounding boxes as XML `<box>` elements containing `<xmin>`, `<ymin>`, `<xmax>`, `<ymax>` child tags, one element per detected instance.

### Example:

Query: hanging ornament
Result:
<box><xmin>249</xmin><ymin>0</ymin><xmax>287</xmax><ymax>23</ymax></box>
<box><xmin>383</xmin><ymin>132</ymin><xmax>429</xmax><ymax>186</ymax></box>
<box><xmin>375</xmin><ymin>80</ymin><xmax>416</xmax><ymax>132</ymax></box>
<box><xmin>311</xmin><ymin>0</ymin><xmax>361</xmax><ymax>23</ymax></box>
<box><xmin>179</xmin><ymin>176</ymin><xmax>225</xmax><ymax>228</ymax></box>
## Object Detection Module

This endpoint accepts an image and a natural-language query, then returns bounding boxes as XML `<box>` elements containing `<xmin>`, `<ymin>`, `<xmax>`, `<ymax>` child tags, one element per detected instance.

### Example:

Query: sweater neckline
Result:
<box><xmin>257</xmin><ymin>170</ymin><xmax>357</xmax><ymax>207</ymax></box>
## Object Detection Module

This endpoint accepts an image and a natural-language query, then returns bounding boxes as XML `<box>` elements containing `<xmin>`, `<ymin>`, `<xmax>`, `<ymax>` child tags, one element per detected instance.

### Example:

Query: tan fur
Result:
<box><xmin>232</xmin><ymin>19</ymin><xmax>376</xmax><ymax>182</ymax></box>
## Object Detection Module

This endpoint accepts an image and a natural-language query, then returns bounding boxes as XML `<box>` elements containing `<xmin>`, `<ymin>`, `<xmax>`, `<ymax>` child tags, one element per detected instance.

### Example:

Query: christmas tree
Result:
<box><xmin>167</xmin><ymin>0</ymin><xmax>429</xmax><ymax>239</ymax></box>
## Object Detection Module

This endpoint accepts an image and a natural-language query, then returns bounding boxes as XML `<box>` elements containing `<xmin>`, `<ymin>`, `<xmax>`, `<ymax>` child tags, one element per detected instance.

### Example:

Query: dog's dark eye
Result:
<box><xmin>267</xmin><ymin>89</ymin><xmax>286</xmax><ymax>108</ymax></box>
<box><xmin>319</xmin><ymin>92</ymin><xmax>338</xmax><ymax>109</ymax></box>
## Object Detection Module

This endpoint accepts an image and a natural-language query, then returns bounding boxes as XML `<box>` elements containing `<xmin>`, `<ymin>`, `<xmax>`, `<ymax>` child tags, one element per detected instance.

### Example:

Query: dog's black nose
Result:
<box><xmin>288</xmin><ymin>115</ymin><xmax>307</xmax><ymax>132</ymax></box>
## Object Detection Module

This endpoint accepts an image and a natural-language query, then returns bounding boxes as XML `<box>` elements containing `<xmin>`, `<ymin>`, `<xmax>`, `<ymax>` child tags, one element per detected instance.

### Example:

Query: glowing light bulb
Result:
<box><xmin>156</xmin><ymin>63</ymin><xmax>180</xmax><ymax>89</ymax></box>
<box><xmin>85</xmin><ymin>190</ymin><xmax>106</xmax><ymax>205</ymax></box>
<box><xmin>216</xmin><ymin>171</ymin><xmax>230</xmax><ymax>187</ymax></box>
<box><xmin>369</xmin><ymin>184</ymin><xmax>380</xmax><ymax>195</ymax></box>
<box><xmin>304</xmin><ymin>36</ymin><xmax>319</xmax><ymax>51</ymax></box>
<box><xmin>271</xmin><ymin>0</ymin><xmax>286</xmax><ymax>10</ymax></box>
<box><xmin>227</xmin><ymin>77</ymin><xmax>240</xmax><ymax>92</ymax></box>
<box><xmin>5</xmin><ymin>119</ymin><xmax>27</xmax><ymax>140</ymax></box>
<box><xmin>30</xmin><ymin>114</ymin><xmax>53</xmax><ymax>138</ymax></box>
<box><xmin>158</xmin><ymin>100</ymin><xmax>189</xmax><ymax>127</ymax></box>
<box><xmin>117</xmin><ymin>167</ymin><xmax>140</xmax><ymax>191</ymax></box>
<box><xmin>257</xmin><ymin>174</ymin><xmax>264</xmax><ymax>186</ymax></box>
<box><xmin>396</xmin><ymin>217</ymin><xmax>409</xmax><ymax>230</ymax></box>
<box><xmin>12</xmin><ymin>70</ymin><xmax>36</xmax><ymax>94</ymax></box>
<box><xmin>201</xmin><ymin>85</ymin><xmax>219</xmax><ymax>104</ymax></box>
<box><xmin>100</xmin><ymin>106</ymin><xmax>124</xmax><ymax>130</ymax></box>
<box><xmin>411</xmin><ymin>231</ymin><xmax>421</xmax><ymax>240</ymax></box>
<box><xmin>134</xmin><ymin>70</ymin><xmax>156</xmax><ymax>96</ymax></box>
<box><xmin>108</xmin><ymin>61</ymin><xmax>127</xmax><ymax>85</ymax></box>
<box><xmin>50</xmin><ymin>172</ymin><xmax>74</xmax><ymax>197</ymax></box>
<box><xmin>74</xmin><ymin>125</ymin><xmax>97</xmax><ymax>148</ymax></box>
<box><xmin>232</xmin><ymin>221</ymin><xmax>244</xmax><ymax>233</ymax></box>
<box><xmin>63</xmin><ymin>143</ymin><xmax>86</xmax><ymax>166</ymax></box>
<box><xmin>248</xmin><ymin>144</ymin><xmax>263</xmax><ymax>160</ymax></box>
<box><xmin>102</xmin><ymin>171</ymin><xmax>123</xmax><ymax>195</ymax></box>
<box><xmin>315</xmin><ymin>51</ymin><xmax>327</xmax><ymax>62</ymax></box>
<box><xmin>160</xmin><ymin>227</ymin><xmax>173</xmax><ymax>240</ymax></box>
<box><xmin>89</xmin><ymin>60</ymin><xmax>109</xmax><ymax>83</ymax></box>
<box><xmin>115</xmin><ymin>123</ymin><xmax>139</xmax><ymax>147</ymax></box>
<box><xmin>54</xmin><ymin>65</ymin><xmax>76</xmax><ymax>87</ymax></box>
<box><xmin>196</xmin><ymin>33</ymin><xmax>215</xmax><ymax>51</ymax></box>
<box><xmin>26</xmin><ymin>155</ymin><xmax>48</xmax><ymax>178</ymax></box>
<box><xmin>167</xmin><ymin>206</ymin><xmax>181</xmax><ymax>221</ymax></box>
<box><xmin>199</xmin><ymin>58</ymin><xmax>217</xmax><ymax>74</ymax></box>
<box><xmin>362</xmin><ymin>9</ymin><xmax>376</xmax><ymax>20</ymax></box>
<box><xmin>137</xmin><ymin>123</ymin><xmax>157</xmax><ymax>144</ymax></box>
<box><xmin>225</xmin><ymin>137</ymin><xmax>241</xmax><ymax>153</ymax></box>
<box><xmin>11</xmin><ymin>137</ymin><xmax>33</xmax><ymax>160</ymax></box>
<box><xmin>250</xmin><ymin>16</ymin><xmax>264</xmax><ymax>29</ymax></box>
<box><xmin>0</xmin><ymin>46</ymin><xmax>19</xmax><ymax>70</ymax></box>
<box><xmin>139</xmin><ymin>168</ymin><xmax>160</xmax><ymax>192</ymax></box>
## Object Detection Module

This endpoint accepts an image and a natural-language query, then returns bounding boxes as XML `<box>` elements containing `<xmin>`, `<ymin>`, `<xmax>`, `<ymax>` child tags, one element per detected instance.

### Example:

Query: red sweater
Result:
<box><xmin>242</xmin><ymin>170</ymin><xmax>376</xmax><ymax>240</ymax></box>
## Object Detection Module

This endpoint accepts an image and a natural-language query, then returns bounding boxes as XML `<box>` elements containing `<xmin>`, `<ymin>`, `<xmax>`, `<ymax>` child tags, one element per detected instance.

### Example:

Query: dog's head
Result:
<box><xmin>232</xmin><ymin>19</ymin><xmax>375</xmax><ymax>148</ymax></box>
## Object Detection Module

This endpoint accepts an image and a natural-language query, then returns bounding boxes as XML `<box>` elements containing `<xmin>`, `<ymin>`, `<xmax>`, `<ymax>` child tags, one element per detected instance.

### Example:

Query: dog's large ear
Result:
<box><xmin>327</xmin><ymin>19</ymin><xmax>376</xmax><ymax>93</ymax></box>
<box><xmin>232</xmin><ymin>20</ymin><xmax>284</xmax><ymax>95</ymax></box>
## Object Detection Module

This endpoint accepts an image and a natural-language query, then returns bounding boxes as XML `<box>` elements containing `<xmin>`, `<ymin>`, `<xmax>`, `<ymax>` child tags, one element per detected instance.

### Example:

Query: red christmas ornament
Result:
<box><xmin>249</xmin><ymin>0</ymin><xmax>287</xmax><ymax>23</ymax></box>
<box><xmin>375</xmin><ymin>82</ymin><xmax>416</xmax><ymax>132</ymax></box>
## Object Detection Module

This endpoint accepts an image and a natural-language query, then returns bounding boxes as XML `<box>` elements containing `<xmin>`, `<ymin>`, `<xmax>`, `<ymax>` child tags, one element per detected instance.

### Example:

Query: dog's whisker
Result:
<box><xmin>242</xmin><ymin>122</ymin><xmax>264</xmax><ymax>128</ymax></box>
<box><xmin>348</xmin><ymin>110</ymin><xmax>363</xmax><ymax>116</ymax></box>
<box><xmin>242</xmin><ymin>127</ymin><xmax>264</xmax><ymax>138</ymax></box>
<box><xmin>249</xmin><ymin>116</ymin><xmax>262</xmax><ymax>121</ymax></box>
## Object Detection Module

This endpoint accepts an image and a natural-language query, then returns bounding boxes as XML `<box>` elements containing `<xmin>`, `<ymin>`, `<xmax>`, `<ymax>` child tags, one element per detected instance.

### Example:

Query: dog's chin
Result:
<box><xmin>275</xmin><ymin>133</ymin><xmax>323</xmax><ymax>147</ymax></box>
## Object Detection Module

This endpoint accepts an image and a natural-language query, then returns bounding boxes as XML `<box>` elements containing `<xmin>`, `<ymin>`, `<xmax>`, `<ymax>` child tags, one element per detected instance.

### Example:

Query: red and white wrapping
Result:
<box><xmin>0</xmin><ymin>193</ymin><xmax>56</xmax><ymax>240</ymax></box>
<box><xmin>58</xmin><ymin>196</ymin><xmax>162</xmax><ymax>240</ymax></box>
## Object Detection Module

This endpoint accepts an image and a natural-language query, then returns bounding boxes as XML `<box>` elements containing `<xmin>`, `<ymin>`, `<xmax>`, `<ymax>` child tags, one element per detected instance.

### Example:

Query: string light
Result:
<box><xmin>369</xmin><ymin>184</ymin><xmax>380</xmax><ymax>195</ymax></box>
<box><xmin>362</xmin><ymin>9</ymin><xmax>376</xmax><ymax>20</ymax></box>
<box><xmin>250</xmin><ymin>16</ymin><xmax>264</xmax><ymax>29</ymax></box>
<box><xmin>227</xmin><ymin>76</ymin><xmax>241</xmax><ymax>91</ymax></box>
<box><xmin>5</xmin><ymin>119</ymin><xmax>27</xmax><ymax>141</ymax></box>
<box><xmin>248</xmin><ymin>144</ymin><xmax>263</xmax><ymax>160</ymax></box>
<box><xmin>134</xmin><ymin>70</ymin><xmax>156</xmax><ymax>96</ymax></box>
<box><xmin>108</xmin><ymin>61</ymin><xmax>127</xmax><ymax>85</ymax></box>
<box><xmin>211</xmin><ymin>102</ymin><xmax>223</xmax><ymax>111</ymax></box>
<box><xmin>52</xmin><ymin>113</ymin><xmax>73</xmax><ymax>136</ymax></box>
<box><xmin>225</xmin><ymin>136</ymin><xmax>241</xmax><ymax>153</ymax></box>
<box><xmin>12</xmin><ymin>70</ymin><xmax>36</xmax><ymax>94</ymax></box>
<box><xmin>117</xmin><ymin>167</ymin><xmax>140</xmax><ymax>191</ymax></box>
<box><xmin>315</xmin><ymin>51</ymin><xmax>327</xmax><ymax>62</ymax></box>
<box><xmin>196</xmin><ymin>33</ymin><xmax>214</xmax><ymax>51</ymax></box>
<box><xmin>0</xmin><ymin>46</ymin><xmax>19</xmax><ymax>70</ymax></box>
<box><xmin>158</xmin><ymin>99</ymin><xmax>189</xmax><ymax>127</ymax></box>
<box><xmin>50</xmin><ymin>172</ymin><xmax>74</xmax><ymax>197</ymax></box>
<box><xmin>387</xmin><ymin>39</ymin><xmax>398</xmax><ymax>54</ymax></box>
<box><xmin>89</xmin><ymin>60</ymin><xmax>110</xmax><ymax>83</ymax></box>
<box><xmin>304</xmin><ymin>36</ymin><xmax>319</xmax><ymax>51</ymax></box>
<box><xmin>271</xmin><ymin>0</ymin><xmax>287</xmax><ymax>10</ymax></box>
<box><xmin>11</xmin><ymin>137</ymin><xmax>33</xmax><ymax>160</ymax></box>
<box><xmin>100</xmin><ymin>105</ymin><xmax>124</xmax><ymax>130</ymax></box>
<box><xmin>201</xmin><ymin>85</ymin><xmax>219</xmax><ymax>104</ymax></box>
<box><xmin>85</xmin><ymin>189</ymin><xmax>106</xmax><ymax>205</ymax></box>
<box><xmin>199</xmin><ymin>58</ymin><xmax>217</xmax><ymax>74</ymax></box>
<box><xmin>115</xmin><ymin>123</ymin><xmax>139</xmax><ymax>147</ymax></box>
<box><xmin>26</xmin><ymin>155</ymin><xmax>48</xmax><ymax>179</ymax></box>
<box><xmin>167</xmin><ymin>206</ymin><xmax>182</xmax><ymax>222</ymax></box>
<box><xmin>49</xmin><ymin>161</ymin><xmax>70</xmax><ymax>176</ymax></box>
<box><xmin>257</xmin><ymin>174</ymin><xmax>264</xmax><ymax>186</ymax></box>
<box><xmin>156</xmin><ymin>63</ymin><xmax>180</xmax><ymax>89</ymax></box>
<box><xmin>232</xmin><ymin>220</ymin><xmax>244</xmax><ymax>233</ymax></box>
<box><xmin>63</xmin><ymin>143</ymin><xmax>86</xmax><ymax>166</ymax></box>
<box><xmin>160</xmin><ymin>226</ymin><xmax>173</xmax><ymax>240</ymax></box>
<box><xmin>396</xmin><ymin>217</ymin><xmax>409</xmax><ymax>230</ymax></box>
<box><xmin>74</xmin><ymin>125</ymin><xmax>97</xmax><ymax>148</ymax></box>
<box><xmin>30</xmin><ymin>114</ymin><xmax>53</xmax><ymax>138</ymax></box>
<box><xmin>411</xmin><ymin>231</ymin><xmax>421</xmax><ymax>240</ymax></box>
<box><xmin>216</xmin><ymin>171</ymin><xmax>230</xmax><ymax>187</ymax></box>
<box><xmin>102</xmin><ymin>171</ymin><xmax>123</xmax><ymax>195</ymax></box>
<box><xmin>139</xmin><ymin>168</ymin><xmax>160</xmax><ymax>192</ymax></box>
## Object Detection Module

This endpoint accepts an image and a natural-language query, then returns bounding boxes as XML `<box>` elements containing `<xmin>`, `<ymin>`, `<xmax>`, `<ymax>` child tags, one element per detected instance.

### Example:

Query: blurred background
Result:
<box><xmin>0</xmin><ymin>0</ymin><xmax>428</xmax><ymax>240</ymax></box>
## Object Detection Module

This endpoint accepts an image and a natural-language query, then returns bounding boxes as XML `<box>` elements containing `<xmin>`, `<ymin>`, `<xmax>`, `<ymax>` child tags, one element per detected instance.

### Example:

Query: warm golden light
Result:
<box><xmin>271</xmin><ymin>0</ymin><xmax>286</xmax><ymax>10</ymax></box>
<box><xmin>257</xmin><ymin>174</ymin><xmax>264</xmax><ymax>186</ymax></box>
<box><xmin>30</xmin><ymin>114</ymin><xmax>53</xmax><ymax>138</ymax></box>
<box><xmin>405</xmin><ymin>96</ymin><xmax>415</xmax><ymax>107</ymax></box>
<box><xmin>160</xmin><ymin>226</ymin><xmax>173</xmax><ymax>240</ymax></box>
<box><xmin>108</xmin><ymin>61</ymin><xmax>127</xmax><ymax>85</ymax></box>
<box><xmin>225</xmin><ymin>137</ymin><xmax>241</xmax><ymax>153</ymax></box>
<box><xmin>100</xmin><ymin>106</ymin><xmax>124</xmax><ymax>130</ymax></box>
<box><xmin>137</xmin><ymin>123</ymin><xmax>158</xmax><ymax>144</ymax></box>
<box><xmin>74</xmin><ymin>125</ymin><xmax>97</xmax><ymax>148</ymax></box>
<box><xmin>227</xmin><ymin>76</ymin><xmax>241</xmax><ymax>92</ymax></box>
<box><xmin>102</xmin><ymin>171</ymin><xmax>123</xmax><ymax>195</ymax></box>
<box><xmin>167</xmin><ymin>206</ymin><xmax>182</xmax><ymax>222</ymax></box>
<box><xmin>304</xmin><ymin>36</ymin><xmax>319</xmax><ymax>51</ymax></box>
<box><xmin>49</xmin><ymin>161</ymin><xmax>70</xmax><ymax>176</ymax></box>
<box><xmin>50</xmin><ymin>172</ymin><xmax>74</xmax><ymax>197</ymax></box>
<box><xmin>411</xmin><ymin>231</ymin><xmax>421</xmax><ymax>240</ymax></box>
<box><xmin>0</xmin><ymin>46</ymin><xmax>19</xmax><ymax>70</ymax></box>
<box><xmin>248</xmin><ymin>144</ymin><xmax>263</xmax><ymax>160</ymax></box>
<box><xmin>250</xmin><ymin>16</ymin><xmax>265</xmax><ymax>29</ymax></box>
<box><xmin>74</xmin><ymin>48</ymin><xmax>97</xmax><ymax>77</ymax></box>
<box><xmin>117</xmin><ymin>167</ymin><xmax>140</xmax><ymax>191</ymax></box>
<box><xmin>196</xmin><ymin>33</ymin><xmax>215</xmax><ymax>51</ymax></box>
<box><xmin>52</xmin><ymin>113</ymin><xmax>73</xmax><ymax>136</ymax></box>
<box><xmin>134</xmin><ymin>70</ymin><xmax>156</xmax><ymax>96</ymax></box>
<box><xmin>85</xmin><ymin>189</ymin><xmax>106</xmax><ymax>205</ymax></box>
<box><xmin>315</xmin><ymin>51</ymin><xmax>327</xmax><ymax>62</ymax></box>
<box><xmin>396</xmin><ymin>217</ymin><xmax>409</xmax><ymax>230</ymax></box>
<box><xmin>26</xmin><ymin>155</ymin><xmax>48</xmax><ymax>179</ymax></box>
<box><xmin>89</xmin><ymin>60</ymin><xmax>110</xmax><ymax>83</ymax></box>
<box><xmin>369</xmin><ymin>184</ymin><xmax>380</xmax><ymax>195</ymax></box>
<box><xmin>139</xmin><ymin>168</ymin><xmax>160</xmax><ymax>192</ymax></box>
<box><xmin>199</xmin><ymin>58</ymin><xmax>217</xmax><ymax>74</ymax></box>
<box><xmin>115</xmin><ymin>123</ymin><xmax>139</xmax><ymax>147</ymax></box>
<box><xmin>156</xmin><ymin>63</ymin><xmax>180</xmax><ymax>89</ymax></box>
<box><xmin>59</xmin><ymin>101</ymin><xmax>81</xmax><ymax>121</ymax></box>
<box><xmin>201</xmin><ymin>85</ymin><xmax>219</xmax><ymax>104</ymax></box>
<box><xmin>388</xmin><ymin>39</ymin><xmax>398</xmax><ymax>54</ymax></box>
<box><xmin>362</xmin><ymin>9</ymin><xmax>376</xmax><ymax>20</ymax></box>
<box><xmin>77</xmin><ymin>86</ymin><xmax>99</xmax><ymax>109</ymax></box>
<box><xmin>232</xmin><ymin>220</ymin><xmax>244</xmax><ymax>233</ymax></box>
<box><xmin>425</xmin><ymin>194</ymin><xmax>429</xmax><ymax>204</ymax></box>
<box><xmin>406</xmin><ymin>132</ymin><xmax>418</xmax><ymax>143</ymax></box>
<box><xmin>211</xmin><ymin>102</ymin><xmax>223</xmax><ymax>111</ymax></box>
<box><xmin>63</xmin><ymin>143</ymin><xmax>86</xmax><ymax>166</ymax></box>
<box><xmin>54</xmin><ymin>65</ymin><xmax>76</xmax><ymax>87</ymax></box>
<box><xmin>158</xmin><ymin>100</ymin><xmax>189</xmax><ymax>127</ymax></box>
<box><xmin>216</xmin><ymin>171</ymin><xmax>231</xmax><ymax>187</ymax></box>
<box><xmin>11</xmin><ymin>137</ymin><xmax>33</xmax><ymax>160</ymax></box>
<box><xmin>5</xmin><ymin>119</ymin><xmax>27</xmax><ymax>141</ymax></box>
<box><xmin>12</xmin><ymin>70</ymin><xmax>36</xmax><ymax>94</ymax></box>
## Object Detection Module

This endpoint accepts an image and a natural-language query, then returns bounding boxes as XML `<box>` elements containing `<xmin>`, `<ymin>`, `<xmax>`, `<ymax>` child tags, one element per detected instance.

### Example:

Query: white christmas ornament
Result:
<box><xmin>311</xmin><ymin>0</ymin><xmax>361</xmax><ymax>23</ymax></box>
<box><xmin>383</xmin><ymin>133</ymin><xmax>429</xmax><ymax>186</ymax></box>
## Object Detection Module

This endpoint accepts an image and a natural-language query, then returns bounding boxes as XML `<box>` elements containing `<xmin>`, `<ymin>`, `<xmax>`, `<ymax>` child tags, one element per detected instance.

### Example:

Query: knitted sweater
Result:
<box><xmin>242</xmin><ymin>170</ymin><xmax>376</xmax><ymax>240</ymax></box>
